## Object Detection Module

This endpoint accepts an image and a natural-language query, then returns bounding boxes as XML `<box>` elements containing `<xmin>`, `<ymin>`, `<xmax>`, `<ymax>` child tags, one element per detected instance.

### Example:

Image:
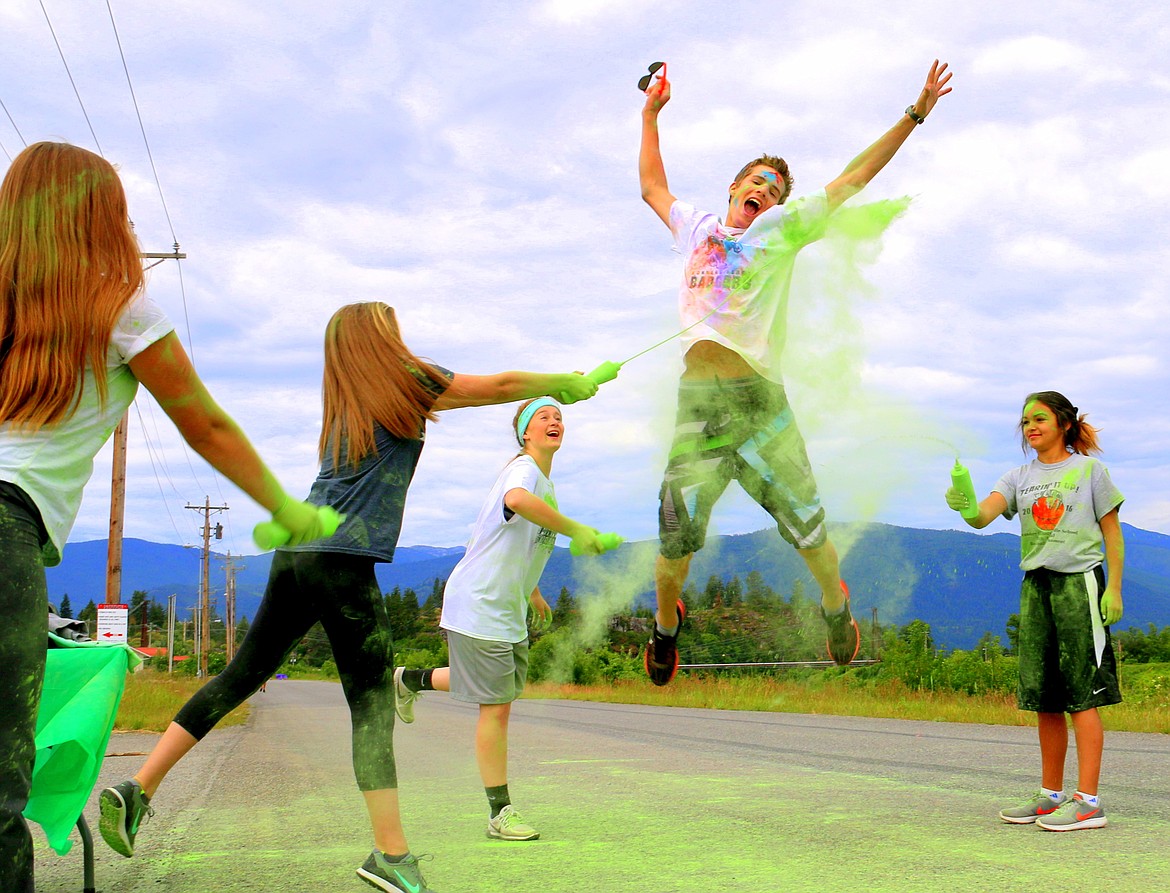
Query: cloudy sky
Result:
<box><xmin>3</xmin><ymin>0</ymin><xmax>1167</xmax><ymax>561</ymax></box>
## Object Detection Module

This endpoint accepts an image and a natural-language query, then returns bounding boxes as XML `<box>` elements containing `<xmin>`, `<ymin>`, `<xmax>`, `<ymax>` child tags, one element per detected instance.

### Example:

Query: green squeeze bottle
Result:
<box><xmin>951</xmin><ymin>460</ymin><xmax>980</xmax><ymax>520</ymax></box>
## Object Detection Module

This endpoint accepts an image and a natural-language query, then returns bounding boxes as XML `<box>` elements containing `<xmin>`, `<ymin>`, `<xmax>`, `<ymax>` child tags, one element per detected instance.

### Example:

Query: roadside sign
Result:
<box><xmin>96</xmin><ymin>603</ymin><xmax>129</xmax><ymax>644</ymax></box>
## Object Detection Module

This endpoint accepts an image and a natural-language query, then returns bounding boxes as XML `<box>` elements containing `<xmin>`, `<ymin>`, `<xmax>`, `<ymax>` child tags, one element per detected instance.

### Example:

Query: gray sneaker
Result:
<box><xmin>356</xmin><ymin>851</ymin><xmax>436</xmax><ymax>892</ymax></box>
<box><xmin>1037</xmin><ymin>796</ymin><xmax>1107</xmax><ymax>831</ymax></box>
<box><xmin>999</xmin><ymin>791</ymin><xmax>1067</xmax><ymax>824</ymax></box>
<box><xmin>487</xmin><ymin>804</ymin><xmax>540</xmax><ymax>840</ymax></box>
<box><xmin>99</xmin><ymin>779</ymin><xmax>155</xmax><ymax>857</ymax></box>
<box><xmin>393</xmin><ymin>666</ymin><xmax>417</xmax><ymax>724</ymax></box>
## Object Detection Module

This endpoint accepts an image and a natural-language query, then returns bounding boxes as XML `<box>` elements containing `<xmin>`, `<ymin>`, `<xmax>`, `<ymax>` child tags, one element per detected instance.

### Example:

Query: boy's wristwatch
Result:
<box><xmin>905</xmin><ymin>106</ymin><xmax>926</xmax><ymax>124</ymax></box>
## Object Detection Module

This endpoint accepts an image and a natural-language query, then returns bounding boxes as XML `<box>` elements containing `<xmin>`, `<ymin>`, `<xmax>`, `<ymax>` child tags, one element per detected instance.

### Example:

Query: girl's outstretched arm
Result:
<box><xmin>432</xmin><ymin>371</ymin><xmax>595</xmax><ymax>411</ymax></box>
<box><xmin>129</xmin><ymin>332</ymin><xmax>324</xmax><ymax>543</ymax></box>
<box><xmin>1099</xmin><ymin>507</ymin><xmax>1124</xmax><ymax>625</ymax></box>
<box><xmin>945</xmin><ymin>488</ymin><xmax>1007</xmax><ymax>529</ymax></box>
<box><xmin>503</xmin><ymin>487</ymin><xmax>604</xmax><ymax>555</ymax></box>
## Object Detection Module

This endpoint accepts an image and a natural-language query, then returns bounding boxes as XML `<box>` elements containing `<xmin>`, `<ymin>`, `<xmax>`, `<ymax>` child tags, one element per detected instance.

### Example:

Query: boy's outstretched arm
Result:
<box><xmin>639</xmin><ymin>70</ymin><xmax>676</xmax><ymax>226</ymax></box>
<box><xmin>824</xmin><ymin>59</ymin><xmax>953</xmax><ymax>209</ymax></box>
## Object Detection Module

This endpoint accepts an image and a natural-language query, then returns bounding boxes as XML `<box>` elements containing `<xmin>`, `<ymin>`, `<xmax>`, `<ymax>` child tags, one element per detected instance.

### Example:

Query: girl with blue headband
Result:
<box><xmin>394</xmin><ymin>397</ymin><xmax>606</xmax><ymax>842</ymax></box>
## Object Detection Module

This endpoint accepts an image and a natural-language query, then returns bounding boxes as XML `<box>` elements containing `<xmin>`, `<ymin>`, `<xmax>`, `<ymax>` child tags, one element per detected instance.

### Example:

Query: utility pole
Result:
<box><xmin>104</xmin><ymin>247</ymin><xmax>186</xmax><ymax>608</ymax></box>
<box><xmin>185</xmin><ymin>497</ymin><xmax>228</xmax><ymax>677</ymax></box>
<box><xmin>222</xmin><ymin>553</ymin><xmax>242</xmax><ymax>663</ymax></box>
<box><xmin>167</xmin><ymin>593</ymin><xmax>176</xmax><ymax>674</ymax></box>
<box><xmin>105</xmin><ymin>415</ymin><xmax>129</xmax><ymax>605</ymax></box>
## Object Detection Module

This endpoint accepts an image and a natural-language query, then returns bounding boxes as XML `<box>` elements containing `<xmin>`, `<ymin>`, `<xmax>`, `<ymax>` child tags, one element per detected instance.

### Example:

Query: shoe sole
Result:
<box><xmin>98</xmin><ymin>788</ymin><xmax>134</xmax><ymax>857</ymax></box>
<box><xmin>644</xmin><ymin>600</ymin><xmax>686</xmax><ymax>686</ymax></box>
<box><xmin>999</xmin><ymin>813</ymin><xmax>1043</xmax><ymax>824</ymax></box>
<box><xmin>1037</xmin><ymin>817</ymin><xmax>1107</xmax><ymax>831</ymax></box>
<box><xmin>487</xmin><ymin>828</ymin><xmax>541</xmax><ymax>841</ymax></box>
<box><xmin>825</xmin><ymin>582</ymin><xmax>860</xmax><ymax>665</ymax></box>
<box><xmin>357</xmin><ymin>866</ymin><xmax>425</xmax><ymax>892</ymax></box>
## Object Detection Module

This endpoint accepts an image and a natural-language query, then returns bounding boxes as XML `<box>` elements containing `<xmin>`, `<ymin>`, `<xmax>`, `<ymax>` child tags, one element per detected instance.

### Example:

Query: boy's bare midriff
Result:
<box><xmin>682</xmin><ymin>340</ymin><xmax>758</xmax><ymax>382</ymax></box>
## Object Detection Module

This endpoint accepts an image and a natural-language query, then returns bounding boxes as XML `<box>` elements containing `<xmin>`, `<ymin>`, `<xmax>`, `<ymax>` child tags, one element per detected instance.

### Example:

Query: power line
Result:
<box><xmin>0</xmin><ymin>95</ymin><xmax>25</xmax><ymax>149</ymax></box>
<box><xmin>104</xmin><ymin>0</ymin><xmax>176</xmax><ymax>246</ymax></box>
<box><xmin>132</xmin><ymin>401</ymin><xmax>187</xmax><ymax>542</ymax></box>
<box><xmin>104</xmin><ymin>0</ymin><xmax>197</xmax><ymax>368</ymax></box>
<box><xmin>39</xmin><ymin>0</ymin><xmax>103</xmax><ymax>155</ymax></box>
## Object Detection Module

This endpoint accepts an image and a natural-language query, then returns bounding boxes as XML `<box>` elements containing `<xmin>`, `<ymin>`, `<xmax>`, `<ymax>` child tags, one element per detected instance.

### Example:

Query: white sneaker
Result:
<box><xmin>487</xmin><ymin>804</ymin><xmax>540</xmax><ymax>841</ymax></box>
<box><xmin>393</xmin><ymin>667</ymin><xmax>417</xmax><ymax>724</ymax></box>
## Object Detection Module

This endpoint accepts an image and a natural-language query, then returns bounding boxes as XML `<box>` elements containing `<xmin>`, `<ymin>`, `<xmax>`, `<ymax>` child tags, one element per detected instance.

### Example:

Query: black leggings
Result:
<box><xmin>0</xmin><ymin>483</ymin><xmax>49</xmax><ymax>893</ymax></box>
<box><xmin>174</xmin><ymin>550</ymin><xmax>398</xmax><ymax>790</ymax></box>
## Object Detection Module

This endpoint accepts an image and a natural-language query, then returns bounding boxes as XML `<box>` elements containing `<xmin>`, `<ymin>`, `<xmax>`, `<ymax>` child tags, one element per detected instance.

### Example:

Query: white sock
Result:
<box><xmin>1076</xmin><ymin>791</ymin><xmax>1099</xmax><ymax>807</ymax></box>
<box><xmin>1041</xmin><ymin>787</ymin><xmax>1065</xmax><ymax>803</ymax></box>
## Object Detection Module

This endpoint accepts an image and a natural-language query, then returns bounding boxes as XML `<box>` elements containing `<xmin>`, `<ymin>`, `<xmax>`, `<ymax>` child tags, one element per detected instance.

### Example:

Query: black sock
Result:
<box><xmin>380</xmin><ymin>851</ymin><xmax>410</xmax><ymax>863</ymax></box>
<box><xmin>401</xmin><ymin>669</ymin><xmax>434</xmax><ymax>692</ymax></box>
<box><xmin>486</xmin><ymin>784</ymin><xmax>510</xmax><ymax>818</ymax></box>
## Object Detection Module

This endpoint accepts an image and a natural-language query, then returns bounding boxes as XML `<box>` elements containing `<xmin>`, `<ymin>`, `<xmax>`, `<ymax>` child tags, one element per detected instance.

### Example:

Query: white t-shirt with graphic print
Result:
<box><xmin>440</xmin><ymin>454</ymin><xmax>557</xmax><ymax>644</ymax></box>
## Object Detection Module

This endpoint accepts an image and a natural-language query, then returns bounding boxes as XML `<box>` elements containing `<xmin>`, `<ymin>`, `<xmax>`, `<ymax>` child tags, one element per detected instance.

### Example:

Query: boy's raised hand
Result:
<box><xmin>642</xmin><ymin>66</ymin><xmax>670</xmax><ymax>115</ymax></box>
<box><xmin>909</xmin><ymin>59</ymin><xmax>953</xmax><ymax>122</ymax></box>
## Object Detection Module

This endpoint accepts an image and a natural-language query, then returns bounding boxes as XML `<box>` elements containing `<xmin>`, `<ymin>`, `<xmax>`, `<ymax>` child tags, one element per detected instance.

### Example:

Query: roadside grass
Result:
<box><xmin>114</xmin><ymin>671</ymin><xmax>249</xmax><ymax>733</ymax></box>
<box><xmin>116</xmin><ymin>663</ymin><xmax>1170</xmax><ymax>735</ymax></box>
<box><xmin>524</xmin><ymin>670</ymin><xmax>1170</xmax><ymax>734</ymax></box>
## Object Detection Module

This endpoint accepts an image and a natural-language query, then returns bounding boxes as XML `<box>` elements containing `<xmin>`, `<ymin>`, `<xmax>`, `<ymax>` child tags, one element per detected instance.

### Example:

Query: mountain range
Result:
<box><xmin>45</xmin><ymin>522</ymin><xmax>1169</xmax><ymax>650</ymax></box>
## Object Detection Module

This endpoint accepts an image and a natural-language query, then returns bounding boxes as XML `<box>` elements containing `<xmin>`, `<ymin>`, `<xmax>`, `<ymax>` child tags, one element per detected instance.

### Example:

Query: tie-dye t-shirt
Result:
<box><xmin>669</xmin><ymin>190</ymin><xmax>830</xmax><ymax>382</ymax></box>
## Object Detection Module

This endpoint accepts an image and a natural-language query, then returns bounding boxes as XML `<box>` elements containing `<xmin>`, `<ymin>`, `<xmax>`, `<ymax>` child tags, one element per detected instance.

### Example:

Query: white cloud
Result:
<box><xmin>973</xmin><ymin>35</ymin><xmax>1089</xmax><ymax>76</ymax></box>
<box><xmin>5</xmin><ymin>0</ymin><xmax>1167</xmax><ymax>551</ymax></box>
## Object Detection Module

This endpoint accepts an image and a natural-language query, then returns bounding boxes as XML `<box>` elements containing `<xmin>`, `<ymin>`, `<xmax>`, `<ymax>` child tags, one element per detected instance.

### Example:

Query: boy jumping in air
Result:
<box><xmin>638</xmin><ymin>59</ymin><xmax>952</xmax><ymax>683</ymax></box>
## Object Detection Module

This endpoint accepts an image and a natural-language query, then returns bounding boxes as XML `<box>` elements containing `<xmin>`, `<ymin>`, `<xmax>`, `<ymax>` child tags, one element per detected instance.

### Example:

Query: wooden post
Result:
<box><xmin>105</xmin><ymin>412</ymin><xmax>129</xmax><ymax>604</ymax></box>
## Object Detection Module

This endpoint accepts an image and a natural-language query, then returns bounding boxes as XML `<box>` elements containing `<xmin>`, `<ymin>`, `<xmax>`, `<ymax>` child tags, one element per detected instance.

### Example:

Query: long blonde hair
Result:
<box><xmin>0</xmin><ymin>142</ymin><xmax>144</xmax><ymax>427</ymax></box>
<box><xmin>319</xmin><ymin>302</ymin><xmax>451</xmax><ymax>469</ymax></box>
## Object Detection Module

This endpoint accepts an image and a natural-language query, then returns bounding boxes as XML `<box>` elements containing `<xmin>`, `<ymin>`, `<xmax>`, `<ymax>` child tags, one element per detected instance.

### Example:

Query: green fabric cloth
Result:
<box><xmin>23</xmin><ymin>637</ymin><xmax>141</xmax><ymax>855</ymax></box>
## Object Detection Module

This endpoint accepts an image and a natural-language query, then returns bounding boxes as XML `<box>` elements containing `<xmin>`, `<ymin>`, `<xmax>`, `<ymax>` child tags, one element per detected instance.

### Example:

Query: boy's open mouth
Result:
<box><xmin>744</xmin><ymin>197</ymin><xmax>761</xmax><ymax>213</ymax></box>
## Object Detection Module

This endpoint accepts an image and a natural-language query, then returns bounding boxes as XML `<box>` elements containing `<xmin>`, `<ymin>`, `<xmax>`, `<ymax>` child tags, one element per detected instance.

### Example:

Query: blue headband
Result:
<box><xmin>516</xmin><ymin>397</ymin><xmax>560</xmax><ymax>446</ymax></box>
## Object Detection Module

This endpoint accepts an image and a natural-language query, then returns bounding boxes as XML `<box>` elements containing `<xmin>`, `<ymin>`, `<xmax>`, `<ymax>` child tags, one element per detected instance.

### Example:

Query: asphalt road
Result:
<box><xmin>33</xmin><ymin>680</ymin><xmax>1170</xmax><ymax>892</ymax></box>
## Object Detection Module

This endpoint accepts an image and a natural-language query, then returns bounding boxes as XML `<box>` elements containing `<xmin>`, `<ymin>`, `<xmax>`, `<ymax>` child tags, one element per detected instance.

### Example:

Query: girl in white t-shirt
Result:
<box><xmin>394</xmin><ymin>398</ymin><xmax>604</xmax><ymax>841</ymax></box>
<box><xmin>0</xmin><ymin>142</ymin><xmax>326</xmax><ymax>893</ymax></box>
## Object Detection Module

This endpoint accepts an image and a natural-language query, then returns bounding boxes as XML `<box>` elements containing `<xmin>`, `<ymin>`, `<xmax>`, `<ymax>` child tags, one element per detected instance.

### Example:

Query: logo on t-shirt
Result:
<box><xmin>1031</xmin><ymin>490</ymin><xmax>1066</xmax><ymax>531</ymax></box>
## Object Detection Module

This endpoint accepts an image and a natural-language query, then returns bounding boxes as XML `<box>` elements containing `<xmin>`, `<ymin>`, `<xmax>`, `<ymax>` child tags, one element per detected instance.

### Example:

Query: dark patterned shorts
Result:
<box><xmin>1017</xmin><ymin>565</ymin><xmax>1122</xmax><ymax>713</ymax></box>
<box><xmin>658</xmin><ymin>376</ymin><xmax>826</xmax><ymax>559</ymax></box>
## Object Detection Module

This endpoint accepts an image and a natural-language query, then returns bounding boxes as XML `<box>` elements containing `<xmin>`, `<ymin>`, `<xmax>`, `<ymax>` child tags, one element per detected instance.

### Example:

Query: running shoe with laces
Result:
<box><xmin>822</xmin><ymin>581</ymin><xmax>860</xmax><ymax>665</ymax></box>
<box><xmin>99</xmin><ymin>778</ymin><xmax>155</xmax><ymax>857</ymax></box>
<box><xmin>393</xmin><ymin>666</ymin><xmax>417</xmax><ymax>724</ymax></box>
<box><xmin>998</xmin><ymin>791</ymin><xmax>1067</xmax><ymax>824</ymax></box>
<box><xmin>1036</xmin><ymin>795</ymin><xmax>1107</xmax><ymax>831</ymax></box>
<box><xmin>487</xmin><ymin>804</ymin><xmax>540</xmax><ymax>841</ymax></box>
<box><xmin>356</xmin><ymin>851</ymin><xmax>436</xmax><ymax>892</ymax></box>
<box><xmin>644</xmin><ymin>599</ymin><xmax>687</xmax><ymax>686</ymax></box>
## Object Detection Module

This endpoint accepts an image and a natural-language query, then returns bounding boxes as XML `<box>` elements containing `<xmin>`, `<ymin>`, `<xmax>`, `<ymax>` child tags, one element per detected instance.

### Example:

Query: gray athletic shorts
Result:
<box><xmin>1017</xmin><ymin>565</ymin><xmax>1122</xmax><ymax>714</ymax></box>
<box><xmin>447</xmin><ymin>630</ymin><xmax>529</xmax><ymax>705</ymax></box>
